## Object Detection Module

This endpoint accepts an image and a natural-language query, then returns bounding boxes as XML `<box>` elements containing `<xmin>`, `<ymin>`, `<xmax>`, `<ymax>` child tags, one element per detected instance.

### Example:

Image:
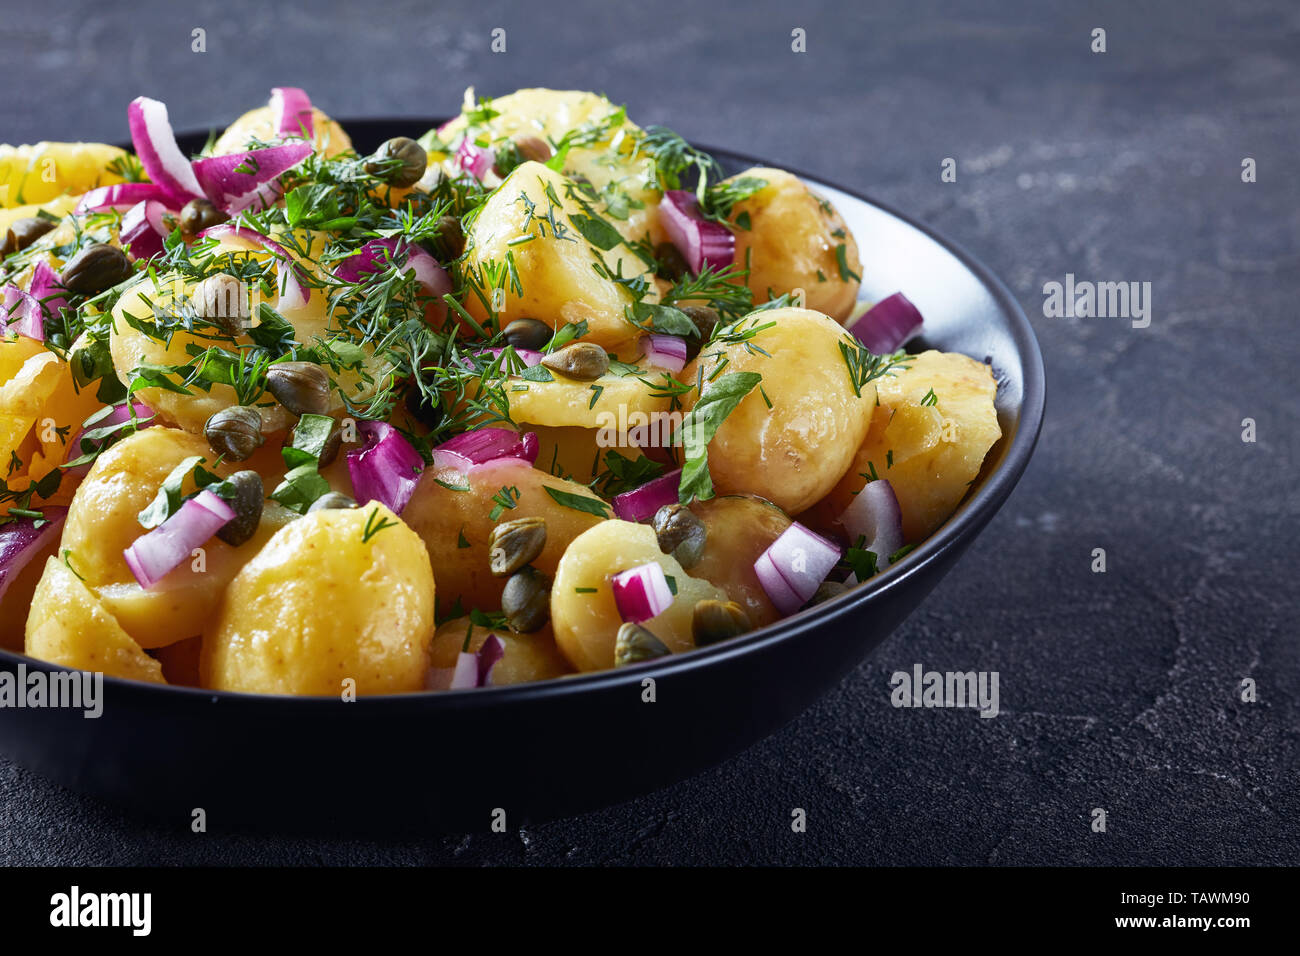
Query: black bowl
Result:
<box><xmin>0</xmin><ymin>120</ymin><xmax>1044</xmax><ymax>832</ymax></box>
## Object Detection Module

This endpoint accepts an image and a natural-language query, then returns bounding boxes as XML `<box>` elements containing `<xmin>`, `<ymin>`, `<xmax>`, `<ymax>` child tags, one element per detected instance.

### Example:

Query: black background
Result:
<box><xmin>1</xmin><ymin>0</ymin><xmax>1296</xmax><ymax>865</ymax></box>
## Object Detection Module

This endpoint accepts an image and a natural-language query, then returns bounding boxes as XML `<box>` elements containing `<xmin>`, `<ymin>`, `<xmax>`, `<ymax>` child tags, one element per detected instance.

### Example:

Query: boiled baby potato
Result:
<box><xmin>401</xmin><ymin>456</ymin><xmax>607</xmax><ymax>610</ymax></box>
<box><xmin>0</xmin><ymin>142</ymin><xmax>127</xmax><ymax>208</ymax></box>
<box><xmin>551</xmin><ymin>519</ymin><xmax>726</xmax><ymax>672</ymax></box>
<box><xmin>812</xmin><ymin>350</ymin><xmax>1001</xmax><ymax>542</ymax></box>
<box><xmin>680</xmin><ymin>307</ymin><xmax>874</xmax><ymax>514</ymax></box>
<box><xmin>25</xmin><ymin>556</ymin><xmax>165</xmax><ymax>684</ymax></box>
<box><xmin>202</xmin><ymin>504</ymin><xmax>435</xmax><ymax>695</ymax></box>
<box><xmin>211</xmin><ymin>104</ymin><xmax>352</xmax><ymax>157</ymax></box>
<box><xmin>430</xmin><ymin>617</ymin><xmax>573</xmax><ymax>685</ymax></box>
<box><xmin>461</xmin><ymin>161</ymin><xmax>653</xmax><ymax>351</ymax></box>
<box><xmin>689</xmin><ymin>494</ymin><xmax>791</xmax><ymax>627</ymax></box>
<box><xmin>727</xmin><ymin>167</ymin><xmax>861</xmax><ymax>322</ymax></box>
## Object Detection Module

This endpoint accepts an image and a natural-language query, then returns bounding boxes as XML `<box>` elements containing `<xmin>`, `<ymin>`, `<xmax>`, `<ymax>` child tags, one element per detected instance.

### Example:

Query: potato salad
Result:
<box><xmin>0</xmin><ymin>87</ymin><xmax>1001</xmax><ymax>694</ymax></box>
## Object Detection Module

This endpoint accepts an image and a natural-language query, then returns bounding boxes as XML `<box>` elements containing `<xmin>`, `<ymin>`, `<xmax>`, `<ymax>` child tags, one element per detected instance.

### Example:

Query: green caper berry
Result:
<box><xmin>266</xmin><ymin>361</ymin><xmax>330</xmax><ymax>416</ymax></box>
<box><xmin>404</xmin><ymin>382</ymin><xmax>444</xmax><ymax>430</ymax></box>
<box><xmin>192</xmin><ymin>272</ymin><xmax>248</xmax><ymax>335</ymax></box>
<box><xmin>810</xmin><ymin>580</ymin><xmax>849</xmax><ymax>606</ymax></box>
<box><xmin>651</xmin><ymin>503</ymin><xmax>708</xmax><ymax>569</ymax></box>
<box><xmin>427</xmin><ymin>214</ymin><xmax>464</xmax><ymax>261</ymax></box>
<box><xmin>2</xmin><ymin>217</ymin><xmax>56</xmax><ymax>257</ymax></box>
<box><xmin>540</xmin><ymin>342</ymin><xmax>608</xmax><ymax>381</ymax></box>
<box><xmin>501</xmin><ymin>566</ymin><xmax>551</xmax><ymax>633</ymax></box>
<box><xmin>59</xmin><ymin>243</ymin><xmax>133</xmax><ymax>295</ymax></box>
<box><xmin>691</xmin><ymin>600</ymin><xmax>751</xmax><ymax>647</ymax></box>
<box><xmin>680</xmin><ymin>305</ymin><xmax>721</xmax><ymax>361</ymax></box>
<box><xmin>488</xmin><ymin>516</ymin><xmax>547</xmax><ymax>577</ymax></box>
<box><xmin>502</xmin><ymin>318</ymin><xmax>552</xmax><ymax>352</ymax></box>
<box><xmin>614</xmin><ymin>622</ymin><xmax>671</xmax><ymax>667</ymax></box>
<box><xmin>216</xmin><ymin>471</ymin><xmax>264</xmax><ymax>546</ymax></box>
<box><xmin>365</xmin><ymin>137</ymin><xmax>427</xmax><ymax>188</ymax></box>
<box><xmin>204</xmin><ymin>405</ymin><xmax>264</xmax><ymax>461</ymax></box>
<box><xmin>654</xmin><ymin>242</ymin><xmax>689</xmax><ymax>282</ymax></box>
<box><xmin>179</xmin><ymin>198</ymin><xmax>228</xmax><ymax>237</ymax></box>
<box><xmin>307</xmin><ymin>491</ymin><xmax>356</xmax><ymax>513</ymax></box>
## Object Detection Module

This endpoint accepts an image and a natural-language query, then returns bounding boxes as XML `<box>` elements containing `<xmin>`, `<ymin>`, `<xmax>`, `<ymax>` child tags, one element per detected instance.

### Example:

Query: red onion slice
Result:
<box><xmin>346</xmin><ymin>420</ymin><xmax>424</xmax><ymax>514</ymax></box>
<box><xmin>643</xmin><ymin>334</ymin><xmax>687</xmax><ymax>373</ymax></box>
<box><xmin>1</xmin><ymin>260</ymin><xmax>65</xmax><ymax>341</ymax></box>
<box><xmin>840</xmin><ymin>478</ymin><xmax>904</xmax><ymax>580</ymax></box>
<box><xmin>660</xmin><ymin>190</ymin><xmax>734</xmax><ymax>274</ymax></box>
<box><xmin>198</xmin><ymin>224</ymin><xmax>310</xmax><ymax>310</ymax></box>
<box><xmin>64</xmin><ymin>401</ymin><xmax>155</xmax><ymax>476</ymax></box>
<box><xmin>432</xmin><ymin>632</ymin><xmax>506</xmax><ymax>690</ymax></box>
<box><xmin>612</xmin><ymin>468</ymin><xmax>681</xmax><ymax>523</ymax></box>
<box><xmin>76</xmin><ymin>183</ymin><xmax>176</xmax><ymax>214</ymax></box>
<box><xmin>430</xmin><ymin>428</ymin><xmax>539</xmax><ymax>479</ymax></box>
<box><xmin>333</xmin><ymin>237</ymin><xmax>451</xmax><ymax>298</ymax></box>
<box><xmin>120</xmin><ymin>199</ymin><xmax>172</xmax><ymax>260</ymax></box>
<box><xmin>123</xmin><ymin>490</ymin><xmax>235</xmax><ymax>589</ymax></box>
<box><xmin>0</xmin><ymin>507</ymin><xmax>67</xmax><ymax>604</ymax></box>
<box><xmin>455</xmin><ymin>138</ymin><xmax>495</xmax><ymax>180</ymax></box>
<box><xmin>754</xmin><ymin>521</ymin><xmax>844</xmax><ymax>614</ymax></box>
<box><xmin>851</xmin><ymin>293</ymin><xmax>924</xmax><ymax>354</ymax></box>
<box><xmin>611</xmin><ymin>561</ymin><xmax>675</xmax><ymax>623</ymax></box>
<box><xmin>127</xmin><ymin>96</ymin><xmax>205</xmax><ymax>207</ymax></box>
<box><xmin>269</xmin><ymin>87</ymin><xmax>315</xmax><ymax>140</ymax></box>
<box><xmin>191</xmin><ymin>142</ymin><xmax>313</xmax><ymax>214</ymax></box>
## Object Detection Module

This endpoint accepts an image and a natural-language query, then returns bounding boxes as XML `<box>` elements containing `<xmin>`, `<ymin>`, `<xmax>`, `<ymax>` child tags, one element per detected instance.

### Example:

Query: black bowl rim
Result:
<box><xmin>0</xmin><ymin>122</ymin><xmax>1046</xmax><ymax>709</ymax></box>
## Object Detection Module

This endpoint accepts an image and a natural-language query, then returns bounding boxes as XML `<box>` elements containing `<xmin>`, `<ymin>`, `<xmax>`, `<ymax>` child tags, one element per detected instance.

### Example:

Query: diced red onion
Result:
<box><xmin>269</xmin><ymin>87</ymin><xmax>314</xmax><ymax>140</ymax></box>
<box><xmin>191</xmin><ymin>142</ymin><xmax>312</xmax><ymax>214</ymax></box>
<box><xmin>0</xmin><ymin>507</ymin><xmax>67</xmax><ymax>603</ymax></box>
<box><xmin>455</xmin><ymin>138</ymin><xmax>495</xmax><ymax>180</ymax></box>
<box><xmin>127</xmin><ymin>96</ymin><xmax>205</xmax><ymax>207</ymax></box>
<box><xmin>841</xmin><ymin>478</ymin><xmax>904</xmax><ymax>581</ymax></box>
<box><xmin>123</xmin><ymin>490</ymin><xmax>235</xmax><ymax>589</ymax></box>
<box><xmin>612</xmin><ymin>468</ymin><xmax>681</xmax><ymax>523</ymax></box>
<box><xmin>659</xmin><ymin>189</ymin><xmax>734</xmax><ymax>274</ymax></box>
<box><xmin>429</xmin><ymin>632</ymin><xmax>506</xmax><ymax>690</ymax></box>
<box><xmin>430</xmin><ymin>427</ymin><xmax>538</xmax><ymax>478</ymax></box>
<box><xmin>64</xmin><ymin>401</ymin><xmax>155</xmax><ymax>476</ymax></box>
<box><xmin>851</xmin><ymin>293</ymin><xmax>924</xmax><ymax>354</ymax></box>
<box><xmin>120</xmin><ymin>199</ymin><xmax>172</xmax><ymax>260</ymax></box>
<box><xmin>1</xmin><ymin>260</ymin><xmax>65</xmax><ymax>340</ymax></box>
<box><xmin>76</xmin><ymin>183</ymin><xmax>176</xmax><ymax>214</ymax></box>
<box><xmin>198</xmin><ymin>224</ymin><xmax>310</xmax><ymax>310</ymax></box>
<box><xmin>753</xmin><ymin>522</ymin><xmax>844</xmax><ymax>614</ymax></box>
<box><xmin>346</xmin><ymin>420</ymin><xmax>425</xmax><ymax>515</ymax></box>
<box><xmin>611</xmin><ymin>561</ymin><xmax>674</xmax><ymax>623</ymax></box>
<box><xmin>642</xmin><ymin>334</ymin><xmax>687</xmax><ymax>373</ymax></box>
<box><xmin>333</xmin><ymin>237</ymin><xmax>451</xmax><ymax>298</ymax></box>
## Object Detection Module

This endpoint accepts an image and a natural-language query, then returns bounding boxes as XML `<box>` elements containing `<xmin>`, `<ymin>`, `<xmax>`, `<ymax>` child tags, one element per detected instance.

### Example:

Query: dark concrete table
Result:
<box><xmin>2</xmin><ymin>0</ymin><xmax>1295</xmax><ymax>864</ymax></box>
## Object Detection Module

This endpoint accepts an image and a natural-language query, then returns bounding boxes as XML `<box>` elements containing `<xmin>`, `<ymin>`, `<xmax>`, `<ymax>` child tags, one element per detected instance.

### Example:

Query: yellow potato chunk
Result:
<box><xmin>25</xmin><ymin>557</ymin><xmax>165</xmax><ymax>684</ymax></box>
<box><xmin>401</xmin><ymin>456</ymin><xmax>607</xmax><ymax>611</ymax></box>
<box><xmin>202</xmin><ymin>504</ymin><xmax>435</xmax><ymax>695</ymax></box>
<box><xmin>728</xmin><ymin>167</ymin><xmax>861</xmax><ymax>322</ymax></box>
<box><xmin>462</xmin><ymin>161</ymin><xmax>651</xmax><ymax>351</ymax></box>
<box><xmin>688</xmin><ymin>495</ymin><xmax>791</xmax><ymax>627</ymax></box>
<box><xmin>211</xmin><ymin>105</ymin><xmax>352</xmax><ymax>158</ymax></box>
<box><xmin>430</xmin><ymin>617</ymin><xmax>573</xmax><ymax>686</ymax></box>
<box><xmin>680</xmin><ymin>307</ymin><xmax>874</xmax><ymax>514</ymax></box>
<box><xmin>551</xmin><ymin>519</ymin><xmax>726</xmax><ymax>672</ymax></box>
<box><xmin>0</xmin><ymin>142</ymin><xmax>127</xmax><ymax>208</ymax></box>
<box><xmin>811</xmin><ymin>350</ymin><xmax>1002</xmax><ymax>542</ymax></box>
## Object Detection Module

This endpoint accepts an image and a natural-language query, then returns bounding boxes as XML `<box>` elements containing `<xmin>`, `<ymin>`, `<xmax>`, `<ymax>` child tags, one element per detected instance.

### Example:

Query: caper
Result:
<box><xmin>691</xmin><ymin>600</ymin><xmax>751</xmax><ymax>647</ymax></box>
<box><xmin>501</xmin><ymin>566</ymin><xmax>551</xmax><ymax>633</ymax></box>
<box><xmin>204</xmin><ymin>405</ymin><xmax>265</xmax><ymax>461</ymax></box>
<box><xmin>502</xmin><ymin>318</ymin><xmax>552</xmax><ymax>352</ymax></box>
<box><xmin>425</xmin><ymin>214</ymin><xmax>464</xmax><ymax>261</ymax></box>
<box><xmin>365</xmin><ymin>136</ymin><xmax>427</xmax><ymax>187</ymax></box>
<box><xmin>59</xmin><ymin>243</ymin><xmax>133</xmax><ymax>296</ymax></box>
<box><xmin>809</xmin><ymin>580</ymin><xmax>849</xmax><ymax>606</ymax></box>
<box><xmin>192</xmin><ymin>273</ymin><xmax>248</xmax><ymax>335</ymax></box>
<box><xmin>651</xmin><ymin>503</ymin><xmax>707</xmax><ymax>568</ymax></box>
<box><xmin>215</xmin><ymin>470</ymin><xmax>264</xmax><ymax>546</ymax></box>
<box><xmin>680</xmin><ymin>304</ymin><xmax>721</xmax><ymax>361</ymax></box>
<box><xmin>404</xmin><ymin>382</ymin><xmax>444</xmax><ymax>430</ymax></box>
<box><xmin>488</xmin><ymin>516</ymin><xmax>547</xmax><ymax>577</ymax></box>
<box><xmin>614</xmin><ymin>622</ymin><xmax>670</xmax><ymax>667</ymax></box>
<box><xmin>290</xmin><ymin>416</ymin><xmax>342</xmax><ymax>467</ymax></box>
<box><xmin>266</xmin><ymin>361</ymin><xmax>330</xmax><ymax>416</ymax></box>
<box><xmin>512</xmin><ymin>134</ymin><xmax>553</xmax><ymax>164</ymax></box>
<box><xmin>2</xmin><ymin>217</ymin><xmax>56</xmax><ymax>257</ymax></box>
<box><xmin>540</xmin><ymin>342</ymin><xmax>608</xmax><ymax>381</ymax></box>
<box><xmin>179</xmin><ymin>198</ymin><xmax>228</xmax><ymax>237</ymax></box>
<box><xmin>308</xmin><ymin>491</ymin><xmax>356</xmax><ymax>512</ymax></box>
<box><xmin>654</xmin><ymin>242</ymin><xmax>689</xmax><ymax>282</ymax></box>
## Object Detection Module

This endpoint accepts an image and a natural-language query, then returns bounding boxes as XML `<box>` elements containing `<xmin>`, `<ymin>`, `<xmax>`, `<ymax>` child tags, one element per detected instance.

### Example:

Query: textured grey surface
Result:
<box><xmin>1</xmin><ymin>0</ymin><xmax>1297</xmax><ymax>864</ymax></box>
